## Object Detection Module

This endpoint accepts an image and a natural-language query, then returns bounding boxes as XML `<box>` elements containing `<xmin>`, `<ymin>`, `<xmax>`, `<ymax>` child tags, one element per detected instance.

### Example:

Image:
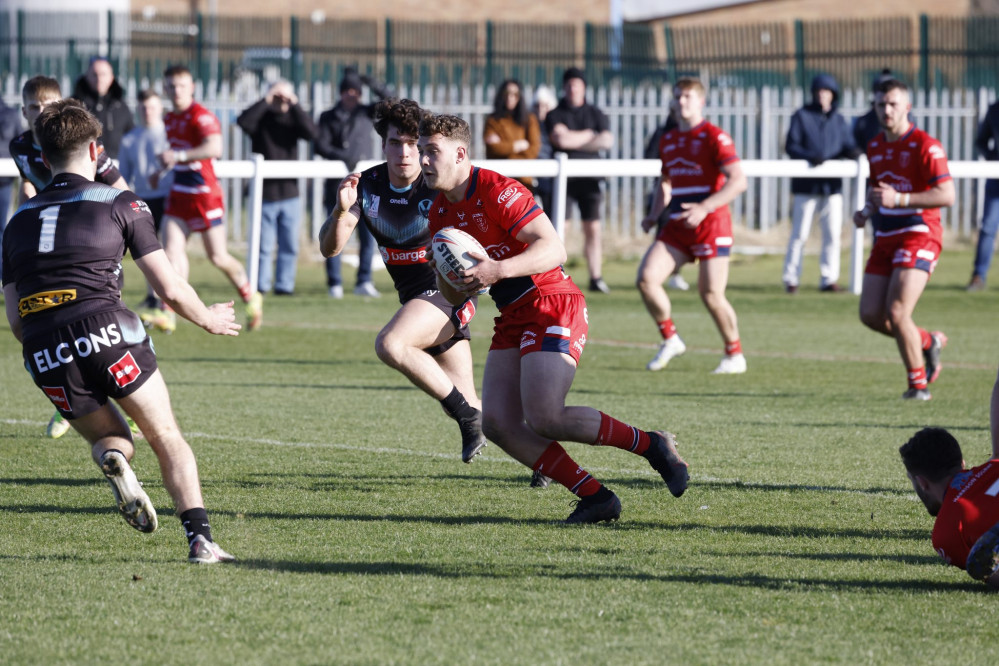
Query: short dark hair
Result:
<box><xmin>876</xmin><ymin>78</ymin><xmax>908</xmax><ymax>96</ymax></box>
<box><xmin>373</xmin><ymin>98</ymin><xmax>427</xmax><ymax>140</ymax></box>
<box><xmin>899</xmin><ymin>427</ymin><xmax>964</xmax><ymax>482</ymax></box>
<box><xmin>22</xmin><ymin>75</ymin><xmax>61</xmax><ymax>103</ymax></box>
<box><xmin>34</xmin><ymin>99</ymin><xmax>103</xmax><ymax>166</ymax></box>
<box><xmin>419</xmin><ymin>113</ymin><xmax>471</xmax><ymax>148</ymax></box>
<box><xmin>163</xmin><ymin>64</ymin><xmax>192</xmax><ymax>79</ymax></box>
<box><xmin>137</xmin><ymin>89</ymin><xmax>160</xmax><ymax>103</ymax></box>
<box><xmin>562</xmin><ymin>66</ymin><xmax>586</xmax><ymax>86</ymax></box>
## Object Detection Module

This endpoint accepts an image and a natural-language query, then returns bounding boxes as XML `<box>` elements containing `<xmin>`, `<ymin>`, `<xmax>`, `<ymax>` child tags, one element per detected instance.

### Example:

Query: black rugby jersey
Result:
<box><xmin>355</xmin><ymin>163</ymin><xmax>438</xmax><ymax>302</ymax></box>
<box><xmin>2</xmin><ymin>173</ymin><xmax>161</xmax><ymax>340</ymax></box>
<box><xmin>9</xmin><ymin>130</ymin><xmax>122</xmax><ymax>192</ymax></box>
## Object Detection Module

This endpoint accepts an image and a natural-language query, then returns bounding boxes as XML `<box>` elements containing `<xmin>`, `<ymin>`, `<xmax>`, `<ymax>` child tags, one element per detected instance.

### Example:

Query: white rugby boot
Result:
<box><xmin>712</xmin><ymin>353</ymin><xmax>747</xmax><ymax>375</ymax></box>
<box><xmin>647</xmin><ymin>335</ymin><xmax>686</xmax><ymax>371</ymax></box>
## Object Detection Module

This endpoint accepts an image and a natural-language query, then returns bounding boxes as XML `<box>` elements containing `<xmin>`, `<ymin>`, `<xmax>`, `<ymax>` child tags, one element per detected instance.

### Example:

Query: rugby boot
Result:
<box><xmin>530</xmin><ymin>469</ymin><xmax>552</xmax><ymax>488</ymax></box>
<box><xmin>902</xmin><ymin>388</ymin><xmax>932</xmax><ymax>401</ymax></box>
<box><xmin>136</xmin><ymin>296</ymin><xmax>162</xmax><ymax>327</ymax></box>
<box><xmin>563</xmin><ymin>488</ymin><xmax>622</xmax><ymax>525</ymax></box>
<box><xmin>712</xmin><ymin>353</ymin><xmax>747</xmax><ymax>374</ymax></box>
<box><xmin>99</xmin><ymin>450</ymin><xmax>158</xmax><ymax>533</ymax></box>
<box><xmin>642</xmin><ymin>430</ymin><xmax>689</xmax><ymax>497</ymax></box>
<box><xmin>966</xmin><ymin>523</ymin><xmax>999</xmax><ymax>582</ymax></box>
<box><xmin>46</xmin><ymin>411</ymin><xmax>71</xmax><ymax>439</ymax></box>
<box><xmin>147</xmin><ymin>309</ymin><xmax>176</xmax><ymax>334</ymax></box>
<box><xmin>924</xmin><ymin>331</ymin><xmax>947</xmax><ymax>384</ymax></box>
<box><xmin>458</xmin><ymin>410</ymin><xmax>487</xmax><ymax>463</ymax></box>
<box><xmin>647</xmin><ymin>335</ymin><xmax>686</xmax><ymax>371</ymax></box>
<box><xmin>188</xmin><ymin>534</ymin><xmax>235</xmax><ymax>564</ymax></box>
<box><xmin>247</xmin><ymin>292</ymin><xmax>264</xmax><ymax>331</ymax></box>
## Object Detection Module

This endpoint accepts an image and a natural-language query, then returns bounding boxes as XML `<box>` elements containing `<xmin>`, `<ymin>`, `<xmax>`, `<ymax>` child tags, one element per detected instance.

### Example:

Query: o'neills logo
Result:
<box><xmin>19</xmin><ymin>289</ymin><xmax>77</xmax><ymax>318</ymax></box>
<box><xmin>380</xmin><ymin>246</ymin><xmax>429</xmax><ymax>265</ymax></box>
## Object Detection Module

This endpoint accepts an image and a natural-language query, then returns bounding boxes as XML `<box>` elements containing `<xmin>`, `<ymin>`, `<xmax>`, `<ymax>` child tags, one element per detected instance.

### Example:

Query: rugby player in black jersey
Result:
<box><xmin>10</xmin><ymin>75</ymin><xmax>130</xmax><ymax>440</ymax></box>
<box><xmin>318</xmin><ymin>99</ymin><xmax>490</xmax><ymax>464</ymax></box>
<box><xmin>3</xmin><ymin>99</ymin><xmax>240</xmax><ymax>563</ymax></box>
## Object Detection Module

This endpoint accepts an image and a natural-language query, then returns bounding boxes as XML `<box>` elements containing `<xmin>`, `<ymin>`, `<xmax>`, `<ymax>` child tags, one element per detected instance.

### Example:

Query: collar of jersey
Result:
<box><xmin>464</xmin><ymin>166</ymin><xmax>479</xmax><ymax>201</ymax></box>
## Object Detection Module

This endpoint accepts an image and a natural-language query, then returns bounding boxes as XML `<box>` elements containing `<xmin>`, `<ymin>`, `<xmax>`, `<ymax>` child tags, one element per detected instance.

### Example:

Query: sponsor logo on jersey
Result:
<box><xmin>504</xmin><ymin>192</ymin><xmax>523</xmax><ymax>209</ymax></box>
<box><xmin>572</xmin><ymin>332</ymin><xmax>587</xmax><ymax>356</ymax></box>
<box><xmin>497</xmin><ymin>186</ymin><xmax>518</xmax><ymax>204</ymax></box>
<box><xmin>484</xmin><ymin>242</ymin><xmax>512</xmax><ymax>258</ymax></box>
<box><xmin>130</xmin><ymin>200</ymin><xmax>151</xmax><ymax>215</ymax></box>
<box><xmin>454</xmin><ymin>300</ymin><xmax>476</xmax><ymax>328</ymax></box>
<box><xmin>108</xmin><ymin>351</ymin><xmax>142</xmax><ymax>388</ymax></box>
<box><xmin>666</xmin><ymin>157</ymin><xmax>704</xmax><ymax>177</ymax></box>
<box><xmin>18</xmin><ymin>289</ymin><xmax>77</xmax><ymax>318</ymax></box>
<box><xmin>418</xmin><ymin>199</ymin><xmax>432</xmax><ymax>218</ymax></box>
<box><xmin>369</xmin><ymin>195</ymin><xmax>381</xmax><ymax>218</ymax></box>
<box><xmin>457</xmin><ymin>211</ymin><xmax>466</xmax><ymax>221</ymax></box>
<box><xmin>381</xmin><ymin>246</ymin><xmax>429</xmax><ymax>265</ymax></box>
<box><xmin>389</xmin><ymin>197</ymin><xmax>408</xmax><ymax>205</ymax></box>
<box><xmin>42</xmin><ymin>385</ymin><xmax>70</xmax><ymax>411</ymax></box>
<box><xmin>31</xmin><ymin>323</ymin><xmax>123</xmax><ymax>374</ymax></box>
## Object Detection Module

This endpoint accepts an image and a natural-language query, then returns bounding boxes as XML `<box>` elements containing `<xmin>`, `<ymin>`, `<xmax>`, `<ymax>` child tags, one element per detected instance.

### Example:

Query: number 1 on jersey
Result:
<box><xmin>38</xmin><ymin>205</ymin><xmax>61</xmax><ymax>253</ymax></box>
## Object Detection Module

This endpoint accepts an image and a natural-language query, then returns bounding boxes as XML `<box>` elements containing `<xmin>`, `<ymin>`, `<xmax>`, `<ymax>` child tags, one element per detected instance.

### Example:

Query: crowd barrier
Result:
<box><xmin>4</xmin><ymin>156</ymin><xmax>999</xmax><ymax>295</ymax></box>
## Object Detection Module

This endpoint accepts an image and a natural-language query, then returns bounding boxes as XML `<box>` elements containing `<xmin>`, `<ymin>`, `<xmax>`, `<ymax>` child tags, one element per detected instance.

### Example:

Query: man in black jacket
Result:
<box><xmin>782</xmin><ymin>73</ymin><xmax>861</xmax><ymax>293</ymax></box>
<box><xmin>237</xmin><ymin>80</ymin><xmax>317</xmax><ymax>296</ymax></box>
<box><xmin>72</xmin><ymin>57</ymin><xmax>134</xmax><ymax>160</ymax></box>
<box><xmin>967</xmin><ymin>99</ymin><xmax>999</xmax><ymax>291</ymax></box>
<box><xmin>315</xmin><ymin>68</ymin><xmax>390</xmax><ymax>298</ymax></box>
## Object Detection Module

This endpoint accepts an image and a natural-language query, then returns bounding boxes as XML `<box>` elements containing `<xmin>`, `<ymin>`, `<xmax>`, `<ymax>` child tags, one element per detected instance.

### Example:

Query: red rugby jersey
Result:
<box><xmin>866</xmin><ymin>126</ymin><xmax>951</xmax><ymax>239</ymax></box>
<box><xmin>932</xmin><ymin>460</ymin><xmax>999</xmax><ymax>570</ymax></box>
<box><xmin>657</xmin><ymin>120</ymin><xmax>739</xmax><ymax>225</ymax></box>
<box><xmin>164</xmin><ymin>102</ymin><xmax>223</xmax><ymax>197</ymax></box>
<box><xmin>428</xmin><ymin>166</ymin><xmax>578</xmax><ymax>310</ymax></box>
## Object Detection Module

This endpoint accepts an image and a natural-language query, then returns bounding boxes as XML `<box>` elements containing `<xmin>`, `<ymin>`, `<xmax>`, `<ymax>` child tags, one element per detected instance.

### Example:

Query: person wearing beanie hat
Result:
<box><xmin>315</xmin><ymin>68</ymin><xmax>391</xmax><ymax>298</ymax></box>
<box><xmin>545</xmin><ymin>66</ymin><xmax>614</xmax><ymax>293</ymax></box>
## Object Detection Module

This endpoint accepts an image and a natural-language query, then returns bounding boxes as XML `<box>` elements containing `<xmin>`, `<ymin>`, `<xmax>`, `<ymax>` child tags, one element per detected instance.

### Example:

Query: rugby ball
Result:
<box><xmin>432</xmin><ymin>227</ymin><xmax>489</xmax><ymax>295</ymax></box>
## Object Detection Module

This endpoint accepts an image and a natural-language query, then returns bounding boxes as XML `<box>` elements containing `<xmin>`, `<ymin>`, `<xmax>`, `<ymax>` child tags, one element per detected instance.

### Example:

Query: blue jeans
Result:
<box><xmin>324</xmin><ymin>205</ymin><xmax>376</xmax><ymax>287</ymax></box>
<box><xmin>258</xmin><ymin>197</ymin><xmax>301</xmax><ymax>293</ymax></box>
<box><xmin>973</xmin><ymin>179</ymin><xmax>999</xmax><ymax>281</ymax></box>
<box><xmin>0</xmin><ymin>181</ymin><xmax>11</xmax><ymax>279</ymax></box>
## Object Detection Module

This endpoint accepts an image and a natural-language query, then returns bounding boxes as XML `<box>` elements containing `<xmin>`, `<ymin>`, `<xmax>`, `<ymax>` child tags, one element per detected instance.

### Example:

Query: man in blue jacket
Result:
<box><xmin>782</xmin><ymin>73</ymin><xmax>861</xmax><ymax>293</ymax></box>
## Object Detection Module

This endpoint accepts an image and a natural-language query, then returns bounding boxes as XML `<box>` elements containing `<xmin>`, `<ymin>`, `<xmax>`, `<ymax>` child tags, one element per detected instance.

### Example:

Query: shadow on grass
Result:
<box><xmin>231</xmin><ymin>557</ymin><xmax>987</xmax><ymax>593</ymax></box>
<box><xmin>714</xmin><ymin>550</ymin><xmax>942</xmax><ymax>565</ymax></box>
<box><xmin>0</xmin><ymin>477</ymin><xmax>102</xmax><ymax>488</ymax></box>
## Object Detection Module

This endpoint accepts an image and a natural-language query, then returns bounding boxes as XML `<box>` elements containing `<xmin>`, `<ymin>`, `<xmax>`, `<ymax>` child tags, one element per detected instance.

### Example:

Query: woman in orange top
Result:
<box><xmin>483</xmin><ymin>79</ymin><xmax>541</xmax><ymax>190</ymax></box>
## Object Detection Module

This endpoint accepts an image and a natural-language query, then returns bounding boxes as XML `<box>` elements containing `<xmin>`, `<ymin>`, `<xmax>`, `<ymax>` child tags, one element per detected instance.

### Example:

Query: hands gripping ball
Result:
<box><xmin>432</xmin><ymin>227</ymin><xmax>490</xmax><ymax>295</ymax></box>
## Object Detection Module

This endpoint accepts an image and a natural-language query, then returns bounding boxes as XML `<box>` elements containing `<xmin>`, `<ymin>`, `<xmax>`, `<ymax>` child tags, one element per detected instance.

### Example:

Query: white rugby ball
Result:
<box><xmin>432</xmin><ymin>227</ymin><xmax>489</xmax><ymax>295</ymax></box>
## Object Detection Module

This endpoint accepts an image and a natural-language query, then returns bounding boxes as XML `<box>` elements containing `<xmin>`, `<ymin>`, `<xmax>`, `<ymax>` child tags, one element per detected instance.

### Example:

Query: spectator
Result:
<box><xmin>782</xmin><ymin>73</ymin><xmax>861</xmax><ymax>293</ymax></box>
<box><xmin>72</xmin><ymin>56</ymin><xmax>134</xmax><ymax>160</ymax></box>
<box><xmin>0</xmin><ymin>96</ymin><xmax>21</xmax><ymax>276</ymax></box>
<box><xmin>315</xmin><ymin>68</ymin><xmax>390</xmax><ymax>298</ymax></box>
<box><xmin>483</xmin><ymin>79</ymin><xmax>541</xmax><ymax>190</ymax></box>
<box><xmin>531</xmin><ymin>84</ymin><xmax>558</xmax><ymax>213</ymax></box>
<box><xmin>967</xmin><ymin>98</ymin><xmax>999</xmax><ymax>291</ymax></box>
<box><xmin>546</xmin><ymin>67</ymin><xmax>614</xmax><ymax>293</ymax></box>
<box><xmin>237</xmin><ymin>80</ymin><xmax>318</xmax><ymax>296</ymax></box>
<box><xmin>119</xmin><ymin>89</ymin><xmax>173</xmax><ymax>314</ymax></box>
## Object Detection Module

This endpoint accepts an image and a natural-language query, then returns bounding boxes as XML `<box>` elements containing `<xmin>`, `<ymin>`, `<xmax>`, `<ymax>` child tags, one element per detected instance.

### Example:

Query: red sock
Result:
<box><xmin>594</xmin><ymin>412</ymin><xmax>650</xmax><ymax>455</ymax></box>
<box><xmin>908</xmin><ymin>367</ymin><xmax>928</xmax><ymax>390</ymax></box>
<box><xmin>918</xmin><ymin>328</ymin><xmax>932</xmax><ymax>351</ymax></box>
<box><xmin>533</xmin><ymin>442</ymin><xmax>603</xmax><ymax>498</ymax></box>
<box><xmin>238</xmin><ymin>282</ymin><xmax>253</xmax><ymax>303</ymax></box>
<box><xmin>725</xmin><ymin>340</ymin><xmax>742</xmax><ymax>356</ymax></box>
<box><xmin>657</xmin><ymin>319</ymin><xmax>677</xmax><ymax>340</ymax></box>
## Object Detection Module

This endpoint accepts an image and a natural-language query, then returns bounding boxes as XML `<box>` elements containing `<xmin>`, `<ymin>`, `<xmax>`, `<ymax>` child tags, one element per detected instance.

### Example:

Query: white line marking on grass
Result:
<box><xmin>0</xmin><ymin>420</ymin><xmax>918</xmax><ymax>501</ymax></box>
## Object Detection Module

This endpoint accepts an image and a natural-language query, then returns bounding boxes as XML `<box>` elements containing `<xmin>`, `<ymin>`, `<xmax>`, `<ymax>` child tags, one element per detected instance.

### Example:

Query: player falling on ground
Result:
<box><xmin>146</xmin><ymin>65</ymin><xmax>262</xmax><ymax>333</ymax></box>
<box><xmin>318</xmin><ymin>99</ymin><xmax>488</xmax><ymax>464</ymax></box>
<box><xmin>638</xmin><ymin>78</ymin><xmax>748</xmax><ymax>375</ymax></box>
<box><xmin>419</xmin><ymin>113</ymin><xmax>689</xmax><ymax>524</ymax></box>
<box><xmin>10</xmin><ymin>75</ymin><xmax>130</xmax><ymax>440</ymax></box>
<box><xmin>853</xmin><ymin>78</ymin><xmax>953</xmax><ymax>401</ymax></box>
<box><xmin>3</xmin><ymin>100</ymin><xmax>239</xmax><ymax>563</ymax></box>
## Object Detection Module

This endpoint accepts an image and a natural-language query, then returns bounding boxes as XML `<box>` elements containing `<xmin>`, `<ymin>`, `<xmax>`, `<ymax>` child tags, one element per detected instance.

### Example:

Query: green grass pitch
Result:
<box><xmin>2</xmin><ymin>248</ymin><xmax>998</xmax><ymax>664</ymax></box>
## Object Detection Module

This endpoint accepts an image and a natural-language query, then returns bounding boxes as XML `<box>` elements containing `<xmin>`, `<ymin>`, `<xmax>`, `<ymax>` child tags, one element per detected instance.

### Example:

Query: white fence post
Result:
<box><xmin>850</xmin><ymin>156</ymin><xmax>869</xmax><ymax>295</ymax></box>
<box><xmin>246</xmin><ymin>153</ymin><xmax>265</xmax><ymax>294</ymax></box>
<box><xmin>553</xmin><ymin>152</ymin><xmax>570</xmax><ymax>241</ymax></box>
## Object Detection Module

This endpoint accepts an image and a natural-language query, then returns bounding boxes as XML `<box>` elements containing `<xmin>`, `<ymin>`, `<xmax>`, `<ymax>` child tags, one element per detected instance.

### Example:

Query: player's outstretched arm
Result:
<box><xmin>318</xmin><ymin>174</ymin><xmax>362</xmax><ymax>258</ymax></box>
<box><xmin>3</xmin><ymin>283</ymin><xmax>23</xmax><ymax>342</ymax></box>
<box><xmin>135</xmin><ymin>250</ymin><xmax>240</xmax><ymax>336</ymax></box>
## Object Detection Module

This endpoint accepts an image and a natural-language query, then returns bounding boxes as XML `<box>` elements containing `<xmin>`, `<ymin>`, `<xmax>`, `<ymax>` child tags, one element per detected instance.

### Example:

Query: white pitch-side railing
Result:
<box><xmin>5</xmin><ymin>157</ymin><xmax>999</xmax><ymax>296</ymax></box>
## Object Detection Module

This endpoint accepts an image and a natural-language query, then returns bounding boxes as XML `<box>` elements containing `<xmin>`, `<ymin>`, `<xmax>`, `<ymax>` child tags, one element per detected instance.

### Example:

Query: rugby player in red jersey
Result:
<box><xmin>3</xmin><ymin>100</ymin><xmax>239</xmax><ymax>563</ymax></box>
<box><xmin>10</xmin><ymin>75</ymin><xmax>129</xmax><ymax>440</ymax></box>
<box><xmin>318</xmin><ymin>99</ymin><xmax>488</xmax><ymax>464</ymax></box>
<box><xmin>150</xmin><ymin>65</ymin><xmax>261</xmax><ymax>333</ymax></box>
<box><xmin>900</xmin><ymin>395</ymin><xmax>999</xmax><ymax>586</ymax></box>
<box><xmin>638</xmin><ymin>78</ymin><xmax>748</xmax><ymax>375</ymax></box>
<box><xmin>418</xmin><ymin>113</ymin><xmax>689</xmax><ymax>524</ymax></box>
<box><xmin>853</xmin><ymin>79</ymin><xmax>953</xmax><ymax>400</ymax></box>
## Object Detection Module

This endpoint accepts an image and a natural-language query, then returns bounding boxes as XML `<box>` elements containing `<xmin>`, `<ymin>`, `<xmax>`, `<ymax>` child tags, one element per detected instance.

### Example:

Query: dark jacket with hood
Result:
<box><xmin>73</xmin><ymin>76</ymin><xmax>134</xmax><ymax>160</ymax></box>
<box><xmin>785</xmin><ymin>74</ymin><xmax>860</xmax><ymax>196</ymax></box>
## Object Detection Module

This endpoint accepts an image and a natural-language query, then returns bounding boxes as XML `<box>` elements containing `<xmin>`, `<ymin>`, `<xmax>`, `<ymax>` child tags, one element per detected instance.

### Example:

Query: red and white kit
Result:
<box><xmin>932</xmin><ymin>460</ymin><xmax>999</xmax><ymax>570</ymax></box>
<box><xmin>164</xmin><ymin>102</ymin><xmax>225</xmax><ymax>231</ymax></box>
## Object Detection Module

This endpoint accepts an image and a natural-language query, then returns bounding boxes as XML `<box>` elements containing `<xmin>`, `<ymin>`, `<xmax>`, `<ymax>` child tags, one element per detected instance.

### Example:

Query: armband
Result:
<box><xmin>894</xmin><ymin>192</ymin><xmax>901</xmax><ymax>207</ymax></box>
<box><xmin>176</xmin><ymin>150</ymin><xmax>188</xmax><ymax>163</ymax></box>
<box><xmin>903</xmin><ymin>193</ymin><xmax>911</xmax><ymax>208</ymax></box>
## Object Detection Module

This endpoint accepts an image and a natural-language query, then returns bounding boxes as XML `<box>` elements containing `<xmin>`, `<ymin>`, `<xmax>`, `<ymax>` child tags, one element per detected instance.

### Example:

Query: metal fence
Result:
<box><xmin>4</xmin><ymin>11</ymin><xmax>999</xmax><ymax>93</ymax></box>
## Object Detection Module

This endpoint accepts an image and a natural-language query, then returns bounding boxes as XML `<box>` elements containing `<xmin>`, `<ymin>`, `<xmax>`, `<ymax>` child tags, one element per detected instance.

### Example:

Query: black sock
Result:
<box><xmin>180</xmin><ymin>508</ymin><xmax>212</xmax><ymax>544</ymax></box>
<box><xmin>440</xmin><ymin>386</ymin><xmax>478</xmax><ymax>422</ymax></box>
